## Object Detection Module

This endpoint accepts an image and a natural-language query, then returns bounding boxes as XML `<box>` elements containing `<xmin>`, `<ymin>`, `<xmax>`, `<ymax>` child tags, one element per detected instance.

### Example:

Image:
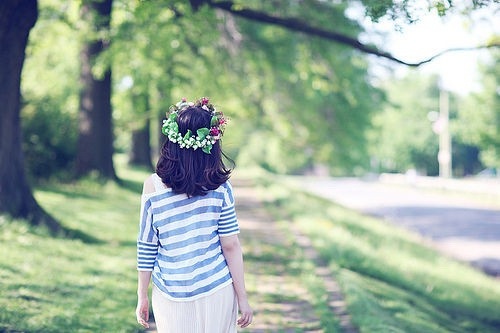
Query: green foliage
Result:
<box><xmin>111</xmin><ymin>0</ymin><xmax>223</xmax><ymax>154</ymax></box>
<box><xmin>213</xmin><ymin>1</ymin><xmax>381</xmax><ymax>175</ymax></box>
<box><xmin>451</xmin><ymin>143</ymin><xmax>483</xmax><ymax>177</ymax></box>
<box><xmin>454</xmin><ymin>50</ymin><xmax>500</xmax><ymax>169</ymax></box>
<box><xmin>21</xmin><ymin>1</ymin><xmax>80</xmax><ymax>180</ymax></box>
<box><xmin>369</xmin><ymin>72</ymin><xmax>440</xmax><ymax>174</ymax></box>
<box><xmin>369</xmin><ymin>57</ymin><xmax>498</xmax><ymax>176</ymax></box>
<box><xmin>21</xmin><ymin>98</ymin><xmax>77</xmax><ymax>180</ymax></box>
<box><xmin>21</xmin><ymin>0</ymin><xmax>496</xmax><ymax>180</ymax></box>
<box><xmin>360</xmin><ymin>0</ymin><xmax>496</xmax><ymax>25</ymax></box>
<box><xmin>111</xmin><ymin>0</ymin><xmax>382</xmax><ymax>175</ymax></box>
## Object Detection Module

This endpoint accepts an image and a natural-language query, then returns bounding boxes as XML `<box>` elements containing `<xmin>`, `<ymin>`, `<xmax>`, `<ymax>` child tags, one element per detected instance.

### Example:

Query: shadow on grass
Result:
<box><xmin>0</xmin><ymin>263</ymin><xmax>21</xmax><ymax>275</ymax></box>
<box><xmin>56</xmin><ymin>225</ymin><xmax>103</xmax><ymax>244</ymax></box>
<box><xmin>118</xmin><ymin>177</ymin><xmax>144</xmax><ymax>194</ymax></box>
<box><xmin>118</xmin><ymin>240</ymin><xmax>139</xmax><ymax>248</ymax></box>
<box><xmin>37</xmin><ymin>185</ymin><xmax>99</xmax><ymax>200</ymax></box>
<box><xmin>11</xmin><ymin>211</ymin><xmax>104</xmax><ymax>245</ymax></box>
<box><xmin>17</xmin><ymin>204</ymin><xmax>105</xmax><ymax>245</ymax></box>
<box><xmin>26</xmin><ymin>220</ymin><xmax>104</xmax><ymax>245</ymax></box>
<box><xmin>244</xmin><ymin>250</ymin><xmax>295</xmax><ymax>265</ymax></box>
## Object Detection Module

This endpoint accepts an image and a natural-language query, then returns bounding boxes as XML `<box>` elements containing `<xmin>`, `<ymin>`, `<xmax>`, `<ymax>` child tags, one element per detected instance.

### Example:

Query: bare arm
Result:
<box><xmin>136</xmin><ymin>176</ymin><xmax>156</xmax><ymax>328</ymax></box>
<box><xmin>136</xmin><ymin>271</ymin><xmax>152</xmax><ymax>328</ymax></box>
<box><xmin>220</xmin><ymin>234</ymin><xmax>253</xmax><ymax>328</ymax></box>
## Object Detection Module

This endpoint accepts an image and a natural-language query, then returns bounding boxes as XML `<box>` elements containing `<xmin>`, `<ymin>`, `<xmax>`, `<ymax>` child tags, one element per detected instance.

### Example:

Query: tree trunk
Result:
<box><xmin>128</xmin><ymin>92</ymin><xmax>153</xmax><ymax>169</ymax></box>
<box><xmin>0</xmin><ymin>0</ymin><xmax>60</xmax><ymax>232</ymax></box>
<box><xmin>75</xmin><ymin>0</ymin><xmax>117</xmax><ymax>180</ymax></box>
<box><xmin>129</xmin><ymin>122</ymin><xmax>153</xmax><ymax>169</ymax></box>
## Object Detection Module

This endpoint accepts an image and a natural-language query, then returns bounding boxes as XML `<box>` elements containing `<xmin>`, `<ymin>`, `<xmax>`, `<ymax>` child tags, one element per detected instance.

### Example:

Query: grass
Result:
<box><xmin>240</xmin><ymin>226</ymin><xmax>334</xmax><ymax>332</ymax></box>
<box><xmin>0</xmin><ymin>162</ymin><xmax>148</xmax><ymax>333</ymax></box>
<box><xmin>1</xmin><ymin>163</ymin><xmax>499</xmax><ymax>332</ymax></box>
<box><xmin>257</xmin><ymin>176</ymin><xmax>500</xmax><ymax>333</ymax></box>
<box><xmin>236</xmin><ymin>195</ymin><xmax>340</xmax><ymax>332</ymax></box>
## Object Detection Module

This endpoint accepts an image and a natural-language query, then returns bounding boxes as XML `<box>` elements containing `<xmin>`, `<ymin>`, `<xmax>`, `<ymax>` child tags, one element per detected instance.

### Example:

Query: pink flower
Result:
<box><xmin>210</xmin><ymin>128</ymin><xmax>220</xmax><ymax>136</ymax></box>
<box><xmin>181</xmin><ymin>97</ymin><xmax>187</xmax><ymax>102</ymax></box>
<box><xmin>201</xmin><ymin>97</ymin><xmax>209</xmax><ymax>105</ymax></box>
<box><xmin>219</xmin><ymin>118</ymin><xmax>226</xmax><ymax>125</ymax></box>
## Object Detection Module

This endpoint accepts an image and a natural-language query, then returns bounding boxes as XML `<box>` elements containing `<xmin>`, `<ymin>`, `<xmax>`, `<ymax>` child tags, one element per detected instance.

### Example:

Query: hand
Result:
<box><xmin>237</xmin><ymin>300</ymin><xmax>253</xmax><ymax>328</ymax></box>
<box><xmin>136</xmin><ymin>296</ymin><xmax>150</xmax><ymax>329</ymax></box>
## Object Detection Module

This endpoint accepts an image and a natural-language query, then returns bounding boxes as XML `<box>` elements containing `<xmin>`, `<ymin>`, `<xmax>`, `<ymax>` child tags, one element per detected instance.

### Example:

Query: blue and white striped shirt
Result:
<box><xmin>137</xmin><ymin>174</ymin><xmax>239</xmax><ymax>301</ymax></box>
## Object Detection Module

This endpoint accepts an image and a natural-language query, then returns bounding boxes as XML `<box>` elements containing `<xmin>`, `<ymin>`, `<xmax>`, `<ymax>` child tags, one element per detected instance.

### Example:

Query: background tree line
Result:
<box><xmin>1</xmin><ymin>0</ymin><xmax>498</xmax><ymax>232</ymax></box>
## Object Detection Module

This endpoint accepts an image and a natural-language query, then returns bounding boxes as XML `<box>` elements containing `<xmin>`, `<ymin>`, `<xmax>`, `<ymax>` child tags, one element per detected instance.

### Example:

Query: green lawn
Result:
<box><xmin>0</xmin><ymin>164</ymin><xmax>148</xmax><ymax>332</ymax></box>
<box><xmin>1</xmin><ymin>165</ymin><xmax>499</xmax><ymax>332</ymax></box>
<box><xmin>257</xmin><ymin>177</ymin><xmax>500</xmax><ymax>333</ymax></box>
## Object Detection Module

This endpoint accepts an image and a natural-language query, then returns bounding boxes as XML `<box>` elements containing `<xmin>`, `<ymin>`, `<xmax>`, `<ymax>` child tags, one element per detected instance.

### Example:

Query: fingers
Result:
<box><xmin>137</xmin><ymin>316</ymin><xmax>150</xmax><ymax>329</ymax></box>
<box><xmin>137</xmin><ymin>314</ymin><xmax>150</xmax><ymax>328</ymax></box>
<box><xmin>136</xmin><ymin>307</ymin><xmax>150</xmax><ymax>328</ymax></box>
<box><xmin>237</xmin><ymin>302</ymin><xmax>253</xmax><ymax>328</ymax></box>
<box><xmin>237</xmin><ymin>312</ymin><xmax>253</xmax><ymax>328</ymax></box>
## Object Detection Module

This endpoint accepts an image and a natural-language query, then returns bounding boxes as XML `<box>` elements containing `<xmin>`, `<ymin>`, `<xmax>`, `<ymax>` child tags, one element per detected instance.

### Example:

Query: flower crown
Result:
<box><xmin>161</xmin><ymin>97</ymin><xmax>227</xmax><ymax>154</ymax></box>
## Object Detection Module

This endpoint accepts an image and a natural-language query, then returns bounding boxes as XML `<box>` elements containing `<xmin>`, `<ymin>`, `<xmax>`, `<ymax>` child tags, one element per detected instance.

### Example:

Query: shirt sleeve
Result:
<box><xmin>218</xmin><ymin>181</ymin><xmax>240</xmax><ymax>237</ymax></box>
<box><xmin>137</xmin><ymin>195</ymin><xmax>159</xmax><ymax>271</ymax></box>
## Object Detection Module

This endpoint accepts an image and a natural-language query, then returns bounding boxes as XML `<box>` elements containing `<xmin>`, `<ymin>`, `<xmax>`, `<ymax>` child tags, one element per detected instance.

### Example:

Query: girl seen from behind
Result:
<box><xmin>135</xmin><ymin>97</ymin><xmax>253</xmax><ymax>332</ymax></box>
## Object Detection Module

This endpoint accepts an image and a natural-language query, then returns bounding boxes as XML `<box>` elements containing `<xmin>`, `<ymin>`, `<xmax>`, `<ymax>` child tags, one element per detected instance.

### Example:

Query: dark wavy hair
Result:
<box><xmin>156</xmin><ymin>106</ymin><xmax>233</xmax><ymax>197</ymax></box>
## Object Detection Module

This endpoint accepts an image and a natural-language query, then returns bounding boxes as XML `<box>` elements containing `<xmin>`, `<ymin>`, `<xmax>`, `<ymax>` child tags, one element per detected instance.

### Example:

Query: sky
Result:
<box><xmin>350</xmin><ymin>4</ymin><xmax>499</xmax><ymax>95</ymax></box>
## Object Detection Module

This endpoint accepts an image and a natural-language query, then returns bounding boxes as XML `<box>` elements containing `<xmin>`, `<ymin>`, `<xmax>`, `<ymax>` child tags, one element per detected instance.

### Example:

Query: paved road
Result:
<box><xmin>293</xmin><ymin>176</ymin><xmax>500</xmax><ymax>277</ymax></box>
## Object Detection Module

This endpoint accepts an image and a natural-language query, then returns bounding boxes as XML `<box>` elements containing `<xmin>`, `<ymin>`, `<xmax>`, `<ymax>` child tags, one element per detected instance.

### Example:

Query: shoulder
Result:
<box><xmin>142</xmin><ymin>174</ymin><xmax>157</xmax><ymax>195</ymax></box>
<box><xmin>220</xmin><ymin>180</ymin><xmax>235</xmax><ymax>204</ymax></box>
<box><xmin>218</xmin><ymin>179</ymin><xmax>233</xmax><ymax>193</ymax></box>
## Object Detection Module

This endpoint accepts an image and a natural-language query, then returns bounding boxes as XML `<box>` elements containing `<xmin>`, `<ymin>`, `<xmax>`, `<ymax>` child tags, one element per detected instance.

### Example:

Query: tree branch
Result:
<box><xmin>411</xmin><ymin>45</ymin><xmax>500</xmax><ymax>66</ymax></box>
<box><xmin>206</xmin><ymin>0</ymin><xmax>500</xmax><ymax>67</ymax></box>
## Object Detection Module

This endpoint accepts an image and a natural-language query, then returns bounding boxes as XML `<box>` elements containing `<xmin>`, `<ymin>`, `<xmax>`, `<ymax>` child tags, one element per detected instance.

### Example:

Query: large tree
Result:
<box><xmin>75</xmin><ymin>0</ymin><xmax>116</xmax><ymax>179</ymax></box>
<box><xmin>0</xmin><ymin>0</ymin><xmax>60</xmax><ymax>232</ymax></box>
<box><xmin>1</xmin><ymin>0</ymin><xmax>498</xmax><ymax>227</ymax></box>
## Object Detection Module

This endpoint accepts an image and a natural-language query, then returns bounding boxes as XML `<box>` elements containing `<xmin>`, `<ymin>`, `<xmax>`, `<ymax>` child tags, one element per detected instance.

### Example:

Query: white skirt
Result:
<box><xmin>152</xmin><ymin>284</ymin><xmax>238</xmax><ymax>333</ymax></box>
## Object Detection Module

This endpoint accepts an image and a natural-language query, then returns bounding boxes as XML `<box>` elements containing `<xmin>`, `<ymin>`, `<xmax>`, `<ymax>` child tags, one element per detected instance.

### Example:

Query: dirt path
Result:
<box><xmin>146</xmin><ymin>179</ymin><xmax>356</xmax><ymax>332</ymax></box>
<box><xmin>235</xmin><ymin>179</ymin><xmax>356</xmax><ymax>332</ymax></box>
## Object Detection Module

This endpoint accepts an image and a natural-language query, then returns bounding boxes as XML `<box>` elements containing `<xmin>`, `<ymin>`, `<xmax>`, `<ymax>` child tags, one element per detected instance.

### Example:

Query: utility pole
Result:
<box><xmin>437</xmin><ymin>90</ymin><xmax>452</xmax><ymax>178</ymax></box>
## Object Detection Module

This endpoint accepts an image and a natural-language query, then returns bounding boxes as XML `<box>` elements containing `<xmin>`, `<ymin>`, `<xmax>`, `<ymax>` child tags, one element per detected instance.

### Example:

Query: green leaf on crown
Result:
<box><xmin>197</xmin><ymin>127</ymin><xmax>209</xmax><ymax>140</ymax></box>
<box><xmin>211</xmin><ymin>116</ymin><xmax>218</xmax><ymax>127</ymax></box>
<box><xmin>183</xmin><ymin>129</ymin><xmax>192</xmax><ymax>141</ymax></box>
<box><xmin>202</xmin><ymin>144</ymin><xmax>212</xmax><ymax>154</ymax></box>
